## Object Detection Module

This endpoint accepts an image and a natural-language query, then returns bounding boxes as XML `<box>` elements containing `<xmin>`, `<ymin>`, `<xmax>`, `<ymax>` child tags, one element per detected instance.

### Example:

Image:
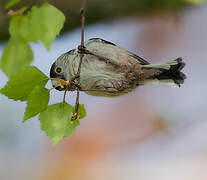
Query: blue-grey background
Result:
<box><xmin>0</xmin><ymin>2</ymin><xmax>207</xmax><ymax>180</ymax></box>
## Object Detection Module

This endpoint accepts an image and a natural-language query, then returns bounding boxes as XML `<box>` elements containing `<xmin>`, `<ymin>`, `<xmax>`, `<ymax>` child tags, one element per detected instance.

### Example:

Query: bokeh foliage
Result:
<box><xmin>0</xmin><ymin>0</ymin><xmax>205</xmax><ymax>42</ymax></box>
<box><xmin>0</xmin><ymin>2</ymin><xmax>86</xmax><ymax>145</ymax></box>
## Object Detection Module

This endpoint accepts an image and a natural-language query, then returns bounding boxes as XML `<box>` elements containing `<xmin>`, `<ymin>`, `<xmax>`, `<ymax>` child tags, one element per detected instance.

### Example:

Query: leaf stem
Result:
<box><xmin>63</xmin><ymin>90</ymin><xmax>67</xmax><ymax>105</ymax></box>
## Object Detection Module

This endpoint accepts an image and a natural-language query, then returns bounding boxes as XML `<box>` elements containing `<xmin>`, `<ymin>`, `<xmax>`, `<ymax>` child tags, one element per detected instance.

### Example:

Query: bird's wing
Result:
<box><xmin>85</xmin><ymin>38</ymin><xmax>149</xmax><ymax>65</ymax></box>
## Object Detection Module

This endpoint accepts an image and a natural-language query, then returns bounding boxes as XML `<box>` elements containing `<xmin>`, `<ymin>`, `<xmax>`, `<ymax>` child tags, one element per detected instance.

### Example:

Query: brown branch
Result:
<box><xmin>0</xmin><ymin>10</ymin><xmax>22</xmax><ymax>21</ymax></box>
<box><xmin>76</xmin><ymin>1</ymin><xmax>86</xmax><ymax>79</ymax></box>
<box><xmin>80</xmin><ymin>88</ymin><xmax>118</xmax><ymax>94</ymax></box>
<box><xmin>0</xmin><ymin>0</ymin><xmax>40</xmax><ymax>21</ymax></box>
<box><xmin>8</xmin><ymin>10</ymin><xmax>22</xmax><ymax>16</ymax></box>
<box><xmin>71</xmin><ymin>0</ymin><xmax>86</xmax><ymax>121</ymax></box>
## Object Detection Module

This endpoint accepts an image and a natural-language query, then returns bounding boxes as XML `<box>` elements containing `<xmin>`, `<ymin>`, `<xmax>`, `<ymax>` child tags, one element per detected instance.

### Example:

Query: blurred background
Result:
<box><xmin>0</xmin><ymin>0</ymin><xmax>207</xmax><ymax>179</ymax></box>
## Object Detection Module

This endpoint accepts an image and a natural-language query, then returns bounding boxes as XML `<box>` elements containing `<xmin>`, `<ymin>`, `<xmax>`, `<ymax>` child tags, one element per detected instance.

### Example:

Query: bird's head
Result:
<box><xmin>50</xmin><ymin>52</ymin><xmax>74</xmax><ymax>91</ymax></box>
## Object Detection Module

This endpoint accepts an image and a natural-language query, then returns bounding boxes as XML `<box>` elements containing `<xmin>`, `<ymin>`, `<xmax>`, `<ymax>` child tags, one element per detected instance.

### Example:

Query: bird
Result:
<box><xmin>50</xmin><ymin>38</ymin><xmax>186</xmax><ymax>97</ymax></box>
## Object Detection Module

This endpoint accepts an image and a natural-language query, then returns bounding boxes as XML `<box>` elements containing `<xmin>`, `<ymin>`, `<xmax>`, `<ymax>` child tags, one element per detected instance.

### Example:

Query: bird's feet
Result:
<box><xmin>78</xmin><ymin>45</ymin><xmax>87</xmax><ymax>54</ymax></box>
<box><xmin>71</xmin><ymin>111</ymin><xmax>78</xmax><ymax>121</ymax></box>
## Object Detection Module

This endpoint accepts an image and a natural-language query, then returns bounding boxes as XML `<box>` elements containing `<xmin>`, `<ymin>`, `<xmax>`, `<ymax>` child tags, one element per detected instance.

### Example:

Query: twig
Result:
<box><xmin>71</xmin><ymin>0</ymin><xmax>86</xmax><ymax>121</ymax></box>
<box><xmin>63</xmin><ymin>90</ymin><xmax>67</xmax><ymax>105</ymax></box>
<box><xmin>23</xmin><ymin>0</ymin><xmax>41</xmax><ymax>15</ymax></box>
<box><xmin>0</xmin><ymin>0</ymin><xmax>40</xmax><ymax>21</ymax></box>
<box><xmin>79</xmin><ymin>89</ymin><xmax>117</xmax><ymax>93</ymax></box>
<box><xmin>77</xmin><ymin>47</ymin><xmax>121</xmax><ymax>68</ymax></box>
<box><xmin>77</xmin><ymin>1</ymin><xmax>86</xmax><ymax>83</ymax></box>
<box><xmin>0</xmin><ymin>10</ymin><xmax>22</xmax><ymax>21</ymax></box>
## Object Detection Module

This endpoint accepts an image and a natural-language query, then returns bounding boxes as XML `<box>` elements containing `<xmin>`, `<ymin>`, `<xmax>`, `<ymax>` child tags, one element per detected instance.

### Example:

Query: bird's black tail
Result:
<box><xmin>141</xmin><ymin>58</ymin><xmax>186</xmax><ymax>87</ymax></box>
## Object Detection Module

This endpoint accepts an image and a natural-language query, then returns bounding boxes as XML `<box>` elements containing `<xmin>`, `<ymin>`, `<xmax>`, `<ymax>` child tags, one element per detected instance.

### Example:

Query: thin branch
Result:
<box><xmin>0</xmin><ymin>10</ymin><xmax>22</xmax><ymax>21</ymax></box>
<box><xmin>78</xmin><ymin>47</ymin><xmax>121</xmax><ymax>68</ymax></box>
<box><xmin>71</xmin><ymin>0</ymin><xmax>86</xmax><ymax>121</ymax></box>
<box><xmin>63</xmin><ymin>90</ymin><xmax>67</xmax><ymax>104</ymax></box>
<box><xmin>76</xmin><ymin>0</ymin><xmax>86</xmax><ymax>79</ymax></box>
<box><xmin>79</xmin><ymin>89</ymin><xmax>117</xmax><ymax>93</ymax></box>
<box><xmin>0</xmin><ymin>0</ymin><xmax>40</xmax><ymax>21</ymax></box>
<box><xmin>51</xmin><ymin>83</ymin><xmax>118</xmax><ymax>94</ymax></box>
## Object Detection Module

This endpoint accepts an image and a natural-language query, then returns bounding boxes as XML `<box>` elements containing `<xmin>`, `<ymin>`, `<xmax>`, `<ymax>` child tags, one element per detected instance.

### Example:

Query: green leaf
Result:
<box><xmin>9</xmin><ymin>13</ymin><xmax>38</xmax><ymax>43</ymax></box>
<box><xmin>39</xmin><ymin>103</ymin><xmax>80</xmax><ymax>145</ymax></box>
<box><xmin>0</xmin><ymin>66</ymin><xmax>48</xmax><ymax>101</ymax></box>
<box><xmin>72</xmin><ymin>104</ymin><xmax>87</xmax><ymax>119</ymax></box>
<box><xmin>23</xmin><ymin>86</ymin><xmax>50</xmax><ymax>122</ymax></box>
<box><xmin>6</xmin><ymin>0</ymin><xmax>21</xmax><ymax>9</ymax></box>
<box><xmin>35</xmin><ymin>3</ymin><xmax>66</xmax><ymax>50</ymax></box>
<box><xmin>0</xmin><ymin>36</ymin><xmax>33</xmax><ymax>78</ymax></box>
<box><xmin>9</xmin><ymin>3</ymin><xmax>65</xmax><ymax>50</ymax></box>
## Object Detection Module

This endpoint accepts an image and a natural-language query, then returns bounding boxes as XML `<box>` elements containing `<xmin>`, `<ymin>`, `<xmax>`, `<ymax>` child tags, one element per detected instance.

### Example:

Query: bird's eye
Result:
<box><xmin>55</xmin><ymin>67</ymin><xmax>62</xmax><ymax>74</ymax></box>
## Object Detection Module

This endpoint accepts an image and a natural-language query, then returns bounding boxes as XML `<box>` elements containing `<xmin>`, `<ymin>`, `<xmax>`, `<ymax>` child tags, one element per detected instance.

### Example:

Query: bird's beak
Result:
<box><xmin>51</xmin><ymin>79</ymin><xmax>66</xmax><ymax>91</ymax></box>
<box><xmin>50</xmin><ymin>63</ymin><xmax>67</xmax><ymax>91</ymax></box>
<box><xmin>55</xmin><ymin>86</ymin><xmax>66</xmax><ymax>91</ymax></box>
